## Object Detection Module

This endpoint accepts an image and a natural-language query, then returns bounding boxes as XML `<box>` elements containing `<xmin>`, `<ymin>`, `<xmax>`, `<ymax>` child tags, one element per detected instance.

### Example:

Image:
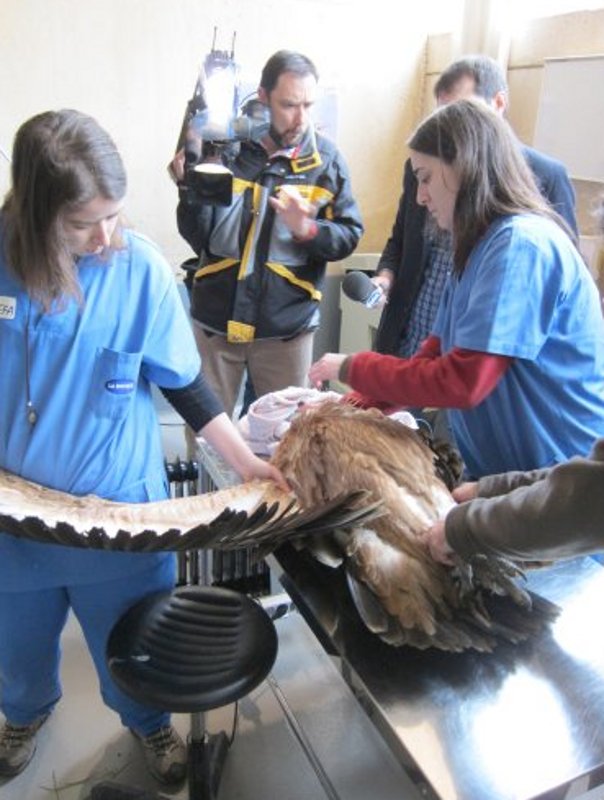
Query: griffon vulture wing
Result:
<box><xmin>0</xmin><ymin>468</ymin><xmax>382</xmax><ymax>552</ymax></box>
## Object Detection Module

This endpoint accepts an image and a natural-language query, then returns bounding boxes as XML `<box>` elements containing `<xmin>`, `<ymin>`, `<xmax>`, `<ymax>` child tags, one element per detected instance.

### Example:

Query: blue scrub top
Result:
<box><xmin>433</xmin><ymin>214</ymin><xmax>604</xmax><ymax>478</ymax></box>
<box><xmin>0</xmin><ymin>227</ymin><xmax>201</xmax><ymax>589</ymax></box>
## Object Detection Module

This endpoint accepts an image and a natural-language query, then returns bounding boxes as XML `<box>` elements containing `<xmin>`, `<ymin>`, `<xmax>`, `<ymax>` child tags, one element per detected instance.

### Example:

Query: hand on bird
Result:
<box><xmin>421</xmin><ymin>482</ymin><xmax>479</xmax><ymax>563</ymax></box>
<box><xmin>452</xmin><ymin>481</ymin><xmax>479</xmax><ymax>503</ymax></box>
<box><xmin>239</xmin><ymin>453</ymin><xmax>290</xmax><ymax>492</ymax></box>
<box><xmin>421</xmin><ymin>518</ymin><xmax>455</xmax><ymax>565</ymax></box>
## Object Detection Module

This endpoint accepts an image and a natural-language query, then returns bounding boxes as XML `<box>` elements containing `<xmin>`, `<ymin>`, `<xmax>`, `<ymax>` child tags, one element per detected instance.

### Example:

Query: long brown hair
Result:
<box><xmin>407</xmin><ymin>99</ymin><xmax>569</xmax><ymax>272</ymax></box>
<box><xmin>1</xmin><ymin>109</ymin><xmax>127</xmax><ymax>310</ymax></box>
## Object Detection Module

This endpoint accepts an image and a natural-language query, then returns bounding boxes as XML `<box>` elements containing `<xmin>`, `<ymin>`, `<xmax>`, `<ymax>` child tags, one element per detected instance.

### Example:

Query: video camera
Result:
<box><xmin>175</xmin><ymin>28</ymin><xmax>270</xmax><ymax>206</ymax></box>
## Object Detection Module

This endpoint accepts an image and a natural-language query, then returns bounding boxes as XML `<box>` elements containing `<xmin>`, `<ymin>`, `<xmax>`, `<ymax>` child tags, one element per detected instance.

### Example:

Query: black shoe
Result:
<box><xmin>131</xmin><ymin>725</ymin><xmax>187</xmax><ymax>785</ymax></box>
<box><xmin>0</xmin><ymin>714</ymin><xmax>50</xmax><ymax>778</ymax></box>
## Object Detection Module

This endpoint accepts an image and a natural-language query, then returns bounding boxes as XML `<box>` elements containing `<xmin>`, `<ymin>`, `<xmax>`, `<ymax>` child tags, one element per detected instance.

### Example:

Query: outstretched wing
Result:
<box><xmin>0</xmin><ymin>468</ymin><xmax>382</xmax><ymax>552</ymax></box>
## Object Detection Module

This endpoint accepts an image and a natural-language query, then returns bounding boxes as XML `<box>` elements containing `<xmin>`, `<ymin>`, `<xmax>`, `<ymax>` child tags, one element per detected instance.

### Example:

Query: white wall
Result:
<box><xmin>0</xmin><ymin>0</ymin><xmax>436</xmax><ymax>266</ymax></box>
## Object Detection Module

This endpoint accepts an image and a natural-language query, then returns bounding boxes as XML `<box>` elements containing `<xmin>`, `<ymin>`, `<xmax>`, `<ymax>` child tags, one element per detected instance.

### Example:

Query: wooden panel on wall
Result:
<box><xmin>509</xmin><ymin>9</ymin><xmax>604</xmax><ymax>67</ymax></box>
<box><xmin>425</xmin><ymin>33</ymin><xmax>454</xmax><ymax>75</ymax></box>
<box><xmin>533</xmin><ymin>55</ymin><xmax>604</xmax><ymax>183</ymax></box>
<box><xmin>506</xmin><ymin>66</ymin><xmax>543</xmax><ymax>145</ymax></box>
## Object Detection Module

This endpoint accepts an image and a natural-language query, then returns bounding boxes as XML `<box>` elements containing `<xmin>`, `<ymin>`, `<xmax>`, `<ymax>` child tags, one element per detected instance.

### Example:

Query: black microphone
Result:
<box><xmin>342</xmin><ymin>271</ymin><xmax>383</xmax><ymax>308</ymax></box>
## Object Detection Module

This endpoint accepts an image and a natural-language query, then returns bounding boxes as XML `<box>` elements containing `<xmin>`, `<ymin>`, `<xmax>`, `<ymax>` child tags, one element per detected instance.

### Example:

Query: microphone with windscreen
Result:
<box><xmin>342</xmin><ymin>271</ymin><xmax>384</xmax><ymax>308</ymax></box>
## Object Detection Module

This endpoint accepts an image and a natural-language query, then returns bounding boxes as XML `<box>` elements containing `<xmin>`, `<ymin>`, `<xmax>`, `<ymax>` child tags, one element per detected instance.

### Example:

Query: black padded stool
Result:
<box><xmin>104</xmin><ymin>584</ymin><xmax>278</xmax><ymax>800</ymax></box>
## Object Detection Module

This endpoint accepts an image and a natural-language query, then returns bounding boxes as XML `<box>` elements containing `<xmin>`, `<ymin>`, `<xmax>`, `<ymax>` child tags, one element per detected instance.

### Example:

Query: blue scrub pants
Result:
<box><xmin>0</xmin><ymin>557</ymin><xmax>175</xmax><ymax>735</ymax></box>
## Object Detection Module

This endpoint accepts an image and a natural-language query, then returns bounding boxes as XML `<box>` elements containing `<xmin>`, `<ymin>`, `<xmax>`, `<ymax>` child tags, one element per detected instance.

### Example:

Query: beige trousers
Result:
<box><xmin>185</xmin><ymin>324</ymin><xmax>315</xmax><ymax>458</ymax></box>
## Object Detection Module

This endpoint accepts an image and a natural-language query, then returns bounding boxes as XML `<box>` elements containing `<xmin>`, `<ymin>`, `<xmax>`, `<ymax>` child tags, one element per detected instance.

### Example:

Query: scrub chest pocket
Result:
<box><xmin>89</xmin><ymin>348</ymin><xmax>142</xmax><ymax>420</ymax></box>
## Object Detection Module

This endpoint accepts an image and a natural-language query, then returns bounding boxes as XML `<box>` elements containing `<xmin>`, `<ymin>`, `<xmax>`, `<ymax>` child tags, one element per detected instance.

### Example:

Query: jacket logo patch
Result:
<box><xmin>105</xmin><ymin>379</ymin><xmax>134</xmax><ymax>394</ymax></box>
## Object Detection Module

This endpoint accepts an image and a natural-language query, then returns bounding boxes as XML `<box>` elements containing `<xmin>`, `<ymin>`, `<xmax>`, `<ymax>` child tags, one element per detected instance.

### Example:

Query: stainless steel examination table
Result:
<box><xmin>272</xmin><ymin>547</ymin><xmax>604</xmax><ymax>800</ymax></box>
<box><xmin>196</xmin><ymin>438</ymin><xmax>604</xmax><ymax>800</ymax></box>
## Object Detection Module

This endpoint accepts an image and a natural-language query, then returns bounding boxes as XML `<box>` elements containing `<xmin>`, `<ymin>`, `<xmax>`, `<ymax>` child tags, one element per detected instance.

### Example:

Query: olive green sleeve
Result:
<box><xmin>446</xmin><ymin>440</ymin><xmax>604</xmax><ymax>562</ymax></box>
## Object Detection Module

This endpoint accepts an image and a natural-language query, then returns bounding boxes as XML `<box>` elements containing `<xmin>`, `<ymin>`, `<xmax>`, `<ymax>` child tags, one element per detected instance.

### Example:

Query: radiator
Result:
<box><xmin>165</xmin><ymin>457</ymin><xmax>271</xmax><ymax>595</ymax></box>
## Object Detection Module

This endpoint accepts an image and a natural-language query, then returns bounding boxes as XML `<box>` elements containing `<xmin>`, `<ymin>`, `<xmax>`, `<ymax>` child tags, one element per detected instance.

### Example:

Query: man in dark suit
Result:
<box><xmin>373</xmin><ymin>54</ymin><xmax>577</xmax><ymax>360</ymax></box>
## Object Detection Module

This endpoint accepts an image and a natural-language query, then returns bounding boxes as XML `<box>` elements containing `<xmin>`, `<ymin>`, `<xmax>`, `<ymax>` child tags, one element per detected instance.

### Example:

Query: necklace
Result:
<box><xmin>25</xmin><ymin>299</ymin><xmax>38</xmax><ymax>426</ymax></box>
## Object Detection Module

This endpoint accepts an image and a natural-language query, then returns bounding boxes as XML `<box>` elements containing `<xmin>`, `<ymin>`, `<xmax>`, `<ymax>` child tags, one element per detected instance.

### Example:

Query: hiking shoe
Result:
<box><xmin>131</xmin><ymin>725</ymin><xmax>187</xmax><ymax>785</ymax></box>
<box><xmin>0</xmin><ymin>714</ymin><xmax>50</xmax><ymax>777</ymax></box>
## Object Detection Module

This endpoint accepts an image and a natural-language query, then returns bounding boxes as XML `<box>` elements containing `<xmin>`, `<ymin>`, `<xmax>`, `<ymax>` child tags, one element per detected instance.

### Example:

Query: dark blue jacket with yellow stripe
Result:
<box><xmin>176</xmin><ymin>126</ymin><xmax>363</xmax><ymax>343</ymax></box>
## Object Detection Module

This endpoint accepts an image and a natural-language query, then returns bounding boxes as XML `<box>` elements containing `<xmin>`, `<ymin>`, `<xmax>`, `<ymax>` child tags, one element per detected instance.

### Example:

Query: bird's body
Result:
<box><xmin>0</xmin><ymin>400</ymin><xmax>557</xmax><ymax>651</ymax></box>
<box><xmin>270</xmin><ymin>401</ymin><xmax>557</xmax><ymax>651</ymax></box>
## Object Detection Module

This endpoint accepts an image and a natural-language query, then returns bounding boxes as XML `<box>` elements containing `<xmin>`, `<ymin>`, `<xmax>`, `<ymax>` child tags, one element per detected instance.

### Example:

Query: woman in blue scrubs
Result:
<box><xmin>0</xmin><ymin>109</ymin><xmax>285</xmax><ymax>785</ymax></box>
<box><xmin>310</xmin><ymin>99</ymin><xmax>604</xmax><ymax>479</ymax></box>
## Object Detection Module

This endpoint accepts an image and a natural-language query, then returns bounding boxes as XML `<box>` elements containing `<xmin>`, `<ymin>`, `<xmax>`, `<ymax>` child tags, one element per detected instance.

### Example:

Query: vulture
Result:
<box><xmin>0</xmin><ymin>400</ymin><xmax>558</xmax><ymax>652</ymax></box>
<box><xmin>269</xmin><ymin>401</ymin><xmax>558</xmax><ymax>651</ymax></box>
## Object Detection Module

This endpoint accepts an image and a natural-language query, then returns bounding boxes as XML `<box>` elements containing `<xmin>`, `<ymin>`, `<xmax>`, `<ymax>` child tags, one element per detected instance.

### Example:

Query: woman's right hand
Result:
<box><xmin>308</xmin><ymin>353</ymin><xmax>348</xmax><ymax>389</ymax></box>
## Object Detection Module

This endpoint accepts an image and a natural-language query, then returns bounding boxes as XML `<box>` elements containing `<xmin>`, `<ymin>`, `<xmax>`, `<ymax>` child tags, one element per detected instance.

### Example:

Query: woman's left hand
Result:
<box><xmin>199</xmin><ymin>413</ymin><xmax>291</xmax><ymax>492</ymax></box>
<box><xmin>240</xmin><ymin>454</ymin><xmax>291</xmax><ymax>492</ymax></box>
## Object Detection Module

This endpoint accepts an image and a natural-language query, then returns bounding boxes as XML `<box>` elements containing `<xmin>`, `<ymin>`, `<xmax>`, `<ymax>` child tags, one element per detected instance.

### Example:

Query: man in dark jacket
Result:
<box><xmin>170</xmin><ymin>50</ymin><xmax>363</xmax><ymax>417</ymax></box>
<box><xmin>373</xmin><ymin>54</ymin><xmax>577</xmax><ymax>359</ymax></box>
